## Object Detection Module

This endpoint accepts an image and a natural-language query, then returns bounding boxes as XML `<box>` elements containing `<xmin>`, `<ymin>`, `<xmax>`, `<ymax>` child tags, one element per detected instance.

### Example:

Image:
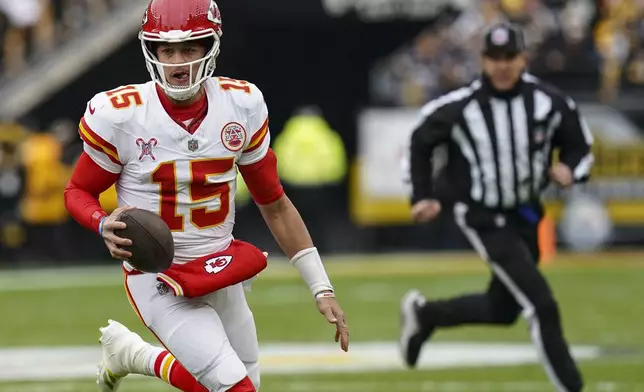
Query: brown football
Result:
<box><xmin>114</xmin><ymin>208</ymin><xmax>174</xmax><ymax>273</ymax></box>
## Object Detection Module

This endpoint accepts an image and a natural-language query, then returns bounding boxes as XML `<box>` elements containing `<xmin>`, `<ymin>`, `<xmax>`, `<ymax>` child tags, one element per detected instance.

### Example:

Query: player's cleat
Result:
<box><xmin>96</xmin><ymin>363</ymin><xmax>122</xmax><ymax>392</ymax></box>
<box><xmin>399</xmin><ymin>289</ymin><xmax>435</xmax><ymax>368</ymax></box>
<box><xmin>97</xmin><ymin>319</ymin><xmax>150</xmax><ymax>391</ymax></box>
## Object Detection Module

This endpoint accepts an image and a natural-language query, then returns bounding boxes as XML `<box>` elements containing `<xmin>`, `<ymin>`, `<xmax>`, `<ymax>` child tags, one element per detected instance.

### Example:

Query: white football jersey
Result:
<box><xmin>79</xmin><ymin>77</ymin><xmax>270</xmax><ymax>265</ymax></box>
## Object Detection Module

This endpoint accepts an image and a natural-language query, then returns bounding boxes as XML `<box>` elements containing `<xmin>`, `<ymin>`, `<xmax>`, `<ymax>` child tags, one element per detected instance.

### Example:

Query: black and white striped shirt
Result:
<box><xmin>409</xmin><ymin>73</ymin><xmax>594</xmax><ymax>210</ymax></box>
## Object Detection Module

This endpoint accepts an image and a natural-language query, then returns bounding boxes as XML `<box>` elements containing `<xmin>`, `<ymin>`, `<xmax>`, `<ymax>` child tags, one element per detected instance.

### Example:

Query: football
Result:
<box><xmin>114</xmin><ymin>208</ymin><xmax>174</xmax><ymax>273</ymax></box>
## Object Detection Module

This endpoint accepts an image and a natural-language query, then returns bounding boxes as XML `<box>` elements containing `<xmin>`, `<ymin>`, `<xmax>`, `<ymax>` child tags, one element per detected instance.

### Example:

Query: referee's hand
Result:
<box><xmin>411</xmin><ymin>199</ymin><xmax>441</xmax><ymax>223</ymax></box>
<box><xmin>550</xmin><ymin>163</ymin><xmax>573</xmax><ymax>188</ymax></box>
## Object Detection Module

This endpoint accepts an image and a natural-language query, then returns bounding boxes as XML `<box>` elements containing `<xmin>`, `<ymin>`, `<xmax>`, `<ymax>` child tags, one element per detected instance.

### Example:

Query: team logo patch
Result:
<box><xmin>221</xmin><ymin>122</ymin><xmax>246</xmax><ymax>152</ymax></box>
<box><xmin>205</xmin><ymin>255</ymin><xmax>232</xmax><ymax>274</ymax></box>
<box><xmin>136</xmin><ymin>137</ymin><xmax>158</xmax><ymax>161</ymax></box>
<box><xmin>491</xmin><ymin>27</ymin><xmax>509</xmax><ymax>45</ymax></box>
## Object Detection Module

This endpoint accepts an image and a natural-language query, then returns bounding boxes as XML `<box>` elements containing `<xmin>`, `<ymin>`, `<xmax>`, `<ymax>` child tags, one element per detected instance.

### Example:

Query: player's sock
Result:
<box><xmin>151</xmin><ymin>350</ymin><xmax>208</xmax><ymax>392</ymax></box>
<box><xmin>228</xmin><ymin>376</ymin><xmax>256</xmax><ymax>392</ymax></box>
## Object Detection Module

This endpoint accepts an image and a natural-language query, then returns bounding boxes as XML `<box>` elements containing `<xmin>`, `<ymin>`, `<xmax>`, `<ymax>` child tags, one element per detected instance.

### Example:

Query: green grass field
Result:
<box><xmin>1</xmin><ymin>252</ymin><xmax>643</xmax><ymax>391</ymax></box>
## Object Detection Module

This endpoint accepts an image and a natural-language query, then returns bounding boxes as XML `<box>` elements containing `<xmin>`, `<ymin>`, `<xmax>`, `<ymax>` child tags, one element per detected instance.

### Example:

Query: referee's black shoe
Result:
<box><xmin>399</xmin><ymin>289</ymin><xmax>435</xmax><ymax>368</ymax></box>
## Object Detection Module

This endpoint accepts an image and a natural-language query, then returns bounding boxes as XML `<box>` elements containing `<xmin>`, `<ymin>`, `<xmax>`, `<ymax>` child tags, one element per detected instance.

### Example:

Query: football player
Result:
<box><xmin>63</xmin><ymin>1</ymin><xmax>349</xmax><ymax>391</ymax></box>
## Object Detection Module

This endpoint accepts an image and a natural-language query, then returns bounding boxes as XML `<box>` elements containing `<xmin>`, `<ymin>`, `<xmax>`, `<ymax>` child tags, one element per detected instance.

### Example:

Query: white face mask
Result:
<box><xmin>140</xmin><ymin>32</ymin><xmax>221</xmax><ymax>101</ymax></box>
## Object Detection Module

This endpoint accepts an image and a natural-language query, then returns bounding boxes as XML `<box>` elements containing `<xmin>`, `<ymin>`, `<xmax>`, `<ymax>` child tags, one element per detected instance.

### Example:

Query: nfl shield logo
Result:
<box><xmin>188</xmin><ymin>139</ymin><xmax>199</xmax><ymax>152</ymax></box>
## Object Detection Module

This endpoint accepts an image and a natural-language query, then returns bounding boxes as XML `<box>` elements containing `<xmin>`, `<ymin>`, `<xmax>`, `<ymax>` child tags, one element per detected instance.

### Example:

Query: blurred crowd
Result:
<box><xmin>0</xmin><ymin>0</ymin><xmax>128</xmax><ymax>75</ymax></box>
<box><xmin>0</xmin><ymin>120</ymin><xmax>116</xmax><ymax>264</ymax></box>
<box><xmin>0</xmin><ymin>0</ymin><xmax>140</xmax><ymax>262</ymax></box>
<box><xmin>371</xmin><ymin>0</ymin><xmax>644</xmax><ymax>107</ymax></box>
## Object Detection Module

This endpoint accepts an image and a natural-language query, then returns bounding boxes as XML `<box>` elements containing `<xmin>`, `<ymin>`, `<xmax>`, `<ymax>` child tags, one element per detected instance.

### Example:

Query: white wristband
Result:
<box><xmin>315</xmin><ymin>291</ymin><xmax>335</xmax><ymax>299</ymax></box>
<box><xmin>290</xmin><ymin>247</ymin><xmax>333</xmax><ymax>297</ymax></box>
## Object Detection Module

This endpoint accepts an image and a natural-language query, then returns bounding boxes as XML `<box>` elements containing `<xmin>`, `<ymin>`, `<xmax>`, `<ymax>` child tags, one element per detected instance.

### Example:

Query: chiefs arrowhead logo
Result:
<box><xmin>204</xmin><ymin>255</ymin><xmax>232</xmax><ymax>274</ymax></box>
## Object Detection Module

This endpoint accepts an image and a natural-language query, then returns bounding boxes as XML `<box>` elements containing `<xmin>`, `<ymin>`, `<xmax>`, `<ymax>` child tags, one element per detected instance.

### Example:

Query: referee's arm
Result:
<box><xmin>554</xmin><ymin>97</ymin><xmax>594</xmax><ymax>183</ymax></box>
<box><xmin>409</xmin><ymin>113</ymin><xmax>451</xmax><ymax>204</ymax></box>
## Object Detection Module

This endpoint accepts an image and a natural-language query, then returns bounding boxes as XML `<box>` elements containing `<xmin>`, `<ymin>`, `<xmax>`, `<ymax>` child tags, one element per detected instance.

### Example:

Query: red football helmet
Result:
<box><xmin>139</xmin><ymin>0</ymin><xmax>223</xmax><ymax>101</ymax></box>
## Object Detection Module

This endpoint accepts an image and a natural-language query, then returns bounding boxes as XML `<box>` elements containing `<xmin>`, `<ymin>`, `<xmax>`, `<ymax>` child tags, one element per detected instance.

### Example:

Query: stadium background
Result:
<box><xmin>0</xmin><ymin>0</ymin><xmax>643</xmax><ymax>391</ymax></box>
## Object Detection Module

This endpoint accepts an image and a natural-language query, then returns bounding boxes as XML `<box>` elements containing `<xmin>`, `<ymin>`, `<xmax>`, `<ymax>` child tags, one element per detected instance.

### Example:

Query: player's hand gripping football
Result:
<box><xmin>317</xmin><ymin>293</ymin><xmax>350</xmax><ymax>352</ymax></box>
<box><xmin>100</xmin><ymin>206</ymin><xmax>136</xmax><ymax>261</ymax></box>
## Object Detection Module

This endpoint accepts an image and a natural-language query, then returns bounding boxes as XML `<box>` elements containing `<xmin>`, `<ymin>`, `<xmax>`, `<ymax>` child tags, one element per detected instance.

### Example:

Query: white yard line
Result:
<box><xmin>0</xmin><ymin>342</ymin><xmax>600</xmax><ymax>382</ymax></box>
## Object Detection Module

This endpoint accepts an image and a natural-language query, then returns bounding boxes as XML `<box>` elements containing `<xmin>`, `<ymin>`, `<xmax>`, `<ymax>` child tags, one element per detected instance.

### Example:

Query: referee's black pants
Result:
<box><xmin>418</xmin><ymin>202</ymin><xmax>583</xmax><ymax>392</ymax></box>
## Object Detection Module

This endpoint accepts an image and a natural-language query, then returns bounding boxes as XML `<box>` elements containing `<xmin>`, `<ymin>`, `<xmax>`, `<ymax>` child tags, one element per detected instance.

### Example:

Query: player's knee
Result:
<box><xmin>195</xmin><ymin>353</ymin><xmax>248</xmax><ymax>392</ymax></box>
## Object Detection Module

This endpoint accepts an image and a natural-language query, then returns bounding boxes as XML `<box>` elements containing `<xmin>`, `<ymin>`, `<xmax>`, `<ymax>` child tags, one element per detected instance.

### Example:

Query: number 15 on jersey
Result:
<box><xmin>152</xmin><ymin>157</ymin><xmax>235</xmax><ymax>231</ymax></box>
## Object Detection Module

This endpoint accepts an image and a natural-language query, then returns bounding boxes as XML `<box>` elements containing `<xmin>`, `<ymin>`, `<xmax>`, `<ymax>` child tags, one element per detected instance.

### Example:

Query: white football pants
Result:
<box><xmin>125</xmin><ymin>272</ymin><xmax>260</xmax><ymax>392</ymax></box>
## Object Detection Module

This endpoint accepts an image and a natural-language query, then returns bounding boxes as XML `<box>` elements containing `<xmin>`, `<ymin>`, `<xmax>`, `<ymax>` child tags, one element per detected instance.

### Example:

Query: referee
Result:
<box><xmin>399</xmin><ymin>23</ymin><xmax>592</xmax><ymax>392</ymax></box>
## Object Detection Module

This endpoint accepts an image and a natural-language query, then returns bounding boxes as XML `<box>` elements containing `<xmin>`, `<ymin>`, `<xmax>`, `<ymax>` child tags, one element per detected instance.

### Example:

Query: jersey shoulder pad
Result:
<box><xmin>87</xmin><ymin>83</ymin><xmax>149</xmax><ymax>125</ymax></box>
<box><xmin>213</xmin><ymin>76</ymin><xmax>264</xmax><ymax>113</ymax></box>
<box><xmin>79</xmin><ymin>87</ymin><xmax>142</xmax><ymax>172</ymax></box>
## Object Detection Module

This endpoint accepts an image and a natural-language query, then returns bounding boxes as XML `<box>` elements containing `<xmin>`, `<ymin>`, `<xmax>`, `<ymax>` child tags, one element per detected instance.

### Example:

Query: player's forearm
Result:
<box><xmin>258</xmin><ymin>194</ymin><xmax>313</xmax><ymax>258</ymax></box>
<box><xmin>64</xmin><ymin>152</ymin><xmax>119</xmax><ymax>233</ymax></box>
<box><xmin>258</xmin><ymin>195</ymin><xmax>334</xmax><ymax>296</ymax></box>
<box><xmin>64</xmin><ymin>184</ymin><xmax>107</xmax><ymax>233</ymax></box>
